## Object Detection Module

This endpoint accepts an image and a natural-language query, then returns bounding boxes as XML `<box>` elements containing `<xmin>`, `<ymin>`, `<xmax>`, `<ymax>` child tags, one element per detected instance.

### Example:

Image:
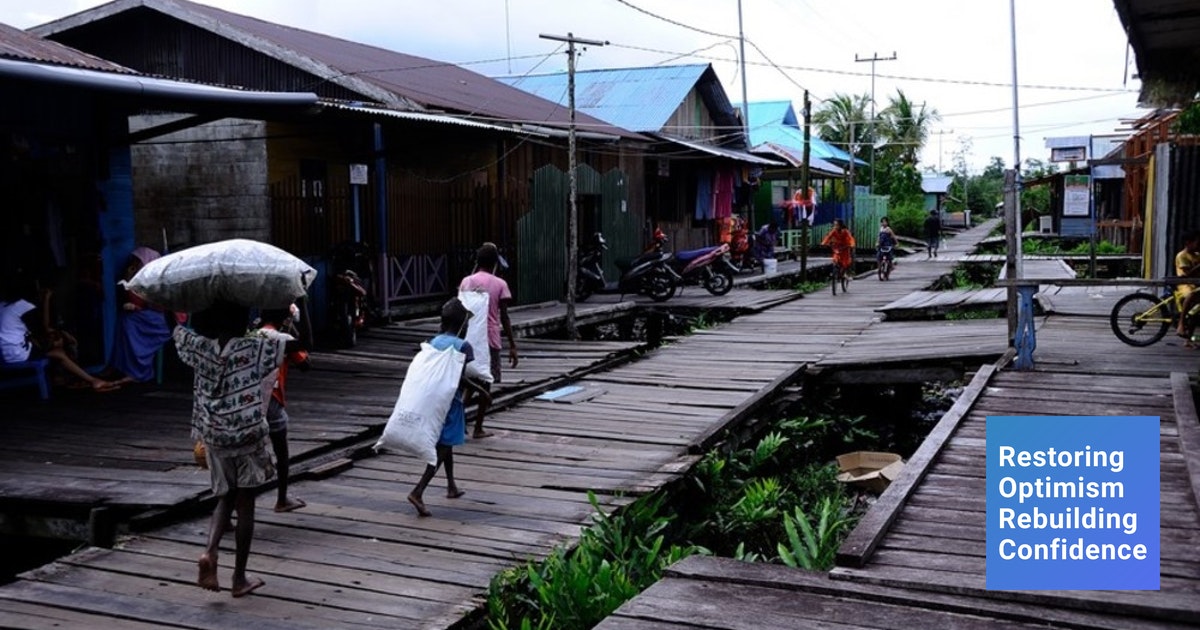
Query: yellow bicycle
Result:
<box><xmin>1110</xmin><ymin>287</ymin><xmax>1200</xmax><ymax>346</ymax></box>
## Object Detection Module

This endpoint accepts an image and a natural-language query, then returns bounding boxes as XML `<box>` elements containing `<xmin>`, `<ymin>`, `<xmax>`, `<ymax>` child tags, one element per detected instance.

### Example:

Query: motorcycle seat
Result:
<box><xmin>676</xmin><ymin>247</ymin><xmax>715</xmax><ymax>262</ymax></box>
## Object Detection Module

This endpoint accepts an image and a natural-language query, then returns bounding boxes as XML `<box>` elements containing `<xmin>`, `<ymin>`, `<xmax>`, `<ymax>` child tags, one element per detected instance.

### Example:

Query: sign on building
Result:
<box><xmin>1063</xmin><ymin>174</ymin><xmax>1091</xmax><ymax>217</ymax></box>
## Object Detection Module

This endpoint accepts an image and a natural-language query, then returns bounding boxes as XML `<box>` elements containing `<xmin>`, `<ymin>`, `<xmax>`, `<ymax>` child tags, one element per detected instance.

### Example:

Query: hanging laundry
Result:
<box><xmin>713</xmin><ymin>167</ymin><xmax>737</xmax><ymax>219</ymax></box>
<box><xmin>695</xmin><ymin>169</ymin><xmax>714</xmax><ymax>220</ymax></box>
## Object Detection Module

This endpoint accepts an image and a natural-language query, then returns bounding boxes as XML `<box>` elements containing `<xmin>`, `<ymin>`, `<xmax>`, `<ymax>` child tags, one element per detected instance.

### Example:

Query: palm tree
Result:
<box><xmin>878</xmin><ymin>89</ymin><xmax>941</xmax><ymax>166</ymax></box>
<box><xmin>813</xmin><ymin>92</ymin><xmax>873</xmax><ymax>164</ymax></box>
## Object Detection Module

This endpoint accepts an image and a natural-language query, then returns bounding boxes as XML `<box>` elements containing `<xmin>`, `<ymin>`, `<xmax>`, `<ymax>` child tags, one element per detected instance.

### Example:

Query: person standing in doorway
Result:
<box><xmin>458</xmin><ymin>242</ymin><xmax>518</xmax><ymax>438</ymax></box>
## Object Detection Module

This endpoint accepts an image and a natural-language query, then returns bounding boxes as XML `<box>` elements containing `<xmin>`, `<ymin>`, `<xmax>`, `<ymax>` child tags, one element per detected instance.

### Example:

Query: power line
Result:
<box><xmin>604</xmin><ymin>41</ymin><xmax>1136</xmax><ymax>93</ymax></box>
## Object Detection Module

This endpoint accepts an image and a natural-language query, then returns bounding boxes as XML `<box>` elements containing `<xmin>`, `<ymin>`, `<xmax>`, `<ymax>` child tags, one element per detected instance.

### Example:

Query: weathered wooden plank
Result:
<box><xmin>836</xmin><ymin>360</ymin><xmax>999</xmax><ymax>568</ymax></box>
<box><xmin>1170</xmin><ymin>372</ymin><xmax>1200</xmax><ymax>514</ymax></box>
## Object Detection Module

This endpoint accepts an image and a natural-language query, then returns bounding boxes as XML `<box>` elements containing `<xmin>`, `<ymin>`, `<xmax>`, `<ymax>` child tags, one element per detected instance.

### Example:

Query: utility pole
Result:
<box><xmin>933</xmin><ymin>128</ymin><xmax>954</xmax><ymax>173</ymax></box>
<box><xmin>855</xmin><ymin>51</ymin><xmax>896</xmax><ymax>194</ymax></box>
<box><xmin>847</xmin><ymin>119</ymin><xmax>856</xmax><ymax>230</ymax></box>
<box><xmin>737</xmin><ymin>0</ymin><xmax>750</xmax><ymax>137</ymax></box>
<box><xmin>800</xmin><ymin>90</ymin><xmax>811</xmax><ymax>282</ymax></box>
<box><xmin>541</xmin><ymin>32</ymin><xmax>606</xmax><ymax>341</ymax></box>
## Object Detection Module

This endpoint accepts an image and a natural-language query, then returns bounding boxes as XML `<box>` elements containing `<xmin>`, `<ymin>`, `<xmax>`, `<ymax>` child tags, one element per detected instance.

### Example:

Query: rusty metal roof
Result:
<box><xmin>1113</xmin><ymin>0</ymin><xmax>1200</xmax><ymax>104</ymax></box>
<box><xmin>32</xmin><ymin>0</ymin><xmax>636</xmax><ymax>137</ymax></box>
<box><xmin>0</xmin><ymin>21</ymin><xmax>131</xmax><ymax>73</ymax></box>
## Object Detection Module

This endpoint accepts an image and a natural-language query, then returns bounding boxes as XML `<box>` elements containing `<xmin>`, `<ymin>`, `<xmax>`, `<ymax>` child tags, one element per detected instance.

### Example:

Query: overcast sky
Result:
<box><xmin>3</xmin><ymin>0</ymin><xmax>1143</xmax><ymax>172</ymax></box>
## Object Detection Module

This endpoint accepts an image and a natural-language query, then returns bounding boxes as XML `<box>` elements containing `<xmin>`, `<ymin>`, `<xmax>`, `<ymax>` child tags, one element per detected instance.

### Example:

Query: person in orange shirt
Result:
<box><xmin>821</xmin><ymin>218</ymin><xmax>856</xmax><ymax>272</ymax></box>
<box><xmin>256</xmin><ymin>305</ymin><xmax>311</xmax><ymax>513</ymax></box>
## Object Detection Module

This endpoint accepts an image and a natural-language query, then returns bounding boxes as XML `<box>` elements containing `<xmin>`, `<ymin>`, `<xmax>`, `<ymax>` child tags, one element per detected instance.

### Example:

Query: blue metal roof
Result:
<box><xmin>499</xmin><ymin>64</ymin><xmax>710</xmax><ymax>133</ymax></box>
<box><xmin>737</xmin><ymin>100</ymin><xmax>860</xmax><ymax>166</ymax></box>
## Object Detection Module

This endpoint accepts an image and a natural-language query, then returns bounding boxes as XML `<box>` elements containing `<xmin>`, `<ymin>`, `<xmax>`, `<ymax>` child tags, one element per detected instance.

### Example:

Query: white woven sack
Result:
<box><xmin>126</xmin><ymin>239</ymin><xmax>316</xmax><ymax>312</ymax></box>
<box><xmin>457</xmin><ymin>289</ymin><xmax>493</xmax><ymax>383</ymax></box>
<box><xmin>374</xmin><ymin>342</ymin><xmax>465</xmax><ymax>465</ymax></box>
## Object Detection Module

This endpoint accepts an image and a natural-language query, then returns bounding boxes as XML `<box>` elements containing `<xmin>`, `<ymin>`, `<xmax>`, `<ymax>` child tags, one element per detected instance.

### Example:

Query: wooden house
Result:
<box><xmin>31</xmin><ymin>0</ymin><xmax>647</xmax><ymax>311</ymax></box>
<box><xmin>738</xmin><ymin>100</ymin><xmax>855</xmax><ymax>245</ymax></box>
<box><xmin>0</xmin><ymin>22</ymin><xmax>315</xmax><ymax>368</ymax></box>
<box><xmin>1113</xmin><ymin>1</ymin><xmax>1200</xmax><ymax>278</ymax></box>
<box><xmin>499</xmin><ymin>64</ymin><xmax>781</xmax><ymax>252</ymax></box>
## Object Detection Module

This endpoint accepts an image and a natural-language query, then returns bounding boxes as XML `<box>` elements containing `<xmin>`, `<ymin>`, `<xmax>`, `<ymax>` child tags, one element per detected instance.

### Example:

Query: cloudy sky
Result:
<box><xmin>3</xmin><ymin>0</ymin><xmax>1143</xmax><ymax>172</ymax></box>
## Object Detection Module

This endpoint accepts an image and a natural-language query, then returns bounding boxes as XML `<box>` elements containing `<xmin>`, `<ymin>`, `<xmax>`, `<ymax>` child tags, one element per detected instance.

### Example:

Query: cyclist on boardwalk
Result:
<box><xmin>822</xmin><ymin>218</ymin><xmax>856</xmax><ymax>278</ymax></box>
<box><xmin>877</xmin><ymin>217</ymin><xmax>898</xmax><ymax>271</ymax></box>
<box><xmin>1175</xmin><ymin>231</ymin><xmax>1200</xmax><ymax>344</ymax></box>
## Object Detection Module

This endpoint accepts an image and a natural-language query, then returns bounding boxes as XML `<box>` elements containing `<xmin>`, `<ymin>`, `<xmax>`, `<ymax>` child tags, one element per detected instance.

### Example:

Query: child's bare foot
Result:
<box><xmin>447</xmin><ymin>488</ymin><xmax>465</xmax><ymax>499</ymax></box>
<box><xmin>274</xmin><ymin>498</ymin><xmax>306</xmax><ymax>513</ymax></box>
<box><xmin>231</xmin><ymin>575</ymin><xmax>265</xmax><ymax>598</ymax></box>
<box><xmin>197</xmin><ymin>553</ymin><xmax>220</xmax><ymax>592</ymax></box>
<box><xmin>407</xmin><ymin>494</ymin><xmax>431</xmax><ymax>517</ymax></box>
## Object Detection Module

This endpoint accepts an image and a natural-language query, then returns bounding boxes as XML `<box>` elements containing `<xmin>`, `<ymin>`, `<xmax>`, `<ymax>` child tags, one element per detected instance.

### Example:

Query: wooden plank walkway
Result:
<box><xmin>599</xmin><ymin>555</ymin><xmax>1198</xmax><ymax>630</ymax></box>
<box><xmin>597</xmin><ymin>315</ymin><xmax>1200</xmax><ymax>628</ymax></box>
<box><xmin>830</xmin><ymin>362</ymin><xmax>1200</xmax><ymax>625</ymax></box>
<box><xmin>0</xmin><ymin>220</ymin><xmax>1023</xmax><ymax>628</ymax></box>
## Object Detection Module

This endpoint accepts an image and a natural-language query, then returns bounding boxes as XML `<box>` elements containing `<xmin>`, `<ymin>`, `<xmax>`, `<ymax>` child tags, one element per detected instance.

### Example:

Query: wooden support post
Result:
<box><xmin>1014</xmin><ymin>282</ymin><xmax>1037</xmax><ymax>370</ymax></box>
<box><xmin>801</xmin><ymin>90</ymin><xmax>812</xmax><ymax>282</ymax></box>
<box><xmin>88</xmin><ymin>507</ymin><xmax>116</xmax><ymax>549</ymax></box>
<box><xmin>1004</xmin><ymin>169</ymin><xmax>1019</xmax><ymax>344</ymax></box>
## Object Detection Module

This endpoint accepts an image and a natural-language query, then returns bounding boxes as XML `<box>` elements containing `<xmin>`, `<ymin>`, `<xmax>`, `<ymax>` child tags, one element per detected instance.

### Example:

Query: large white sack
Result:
<box><xmin>458</xmin><ymin>289</ymin><xmax>493</xmax><ymax>383</ymax></box>
<box><xmin>374</xmin><ymin>342</ymin><xmax>465</xmax><ymax>465</ymax></box>
<box><xmin>125</xmin><ymin>239</ymin><xmax>316</xmax><ymax>311</ymax></box>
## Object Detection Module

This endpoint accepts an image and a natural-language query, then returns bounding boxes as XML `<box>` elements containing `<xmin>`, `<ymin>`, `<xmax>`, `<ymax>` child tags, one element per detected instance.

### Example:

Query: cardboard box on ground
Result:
<box><xmin>836</xmin><ymin>451</ymin><xmax>905</xmax><ymax>494</ymax></box>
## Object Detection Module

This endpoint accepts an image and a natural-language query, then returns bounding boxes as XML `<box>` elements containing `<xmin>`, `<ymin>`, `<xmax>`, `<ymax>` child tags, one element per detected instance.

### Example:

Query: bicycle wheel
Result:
<box><xmin>841</xmin><ymin>270</ymin><xmax>849</xmax><ymax>293</ymax></box>
<box><xmin>1110</xmin><ymin>292</ymin><xmax>1172</xmax><ymax>347</ymax></box>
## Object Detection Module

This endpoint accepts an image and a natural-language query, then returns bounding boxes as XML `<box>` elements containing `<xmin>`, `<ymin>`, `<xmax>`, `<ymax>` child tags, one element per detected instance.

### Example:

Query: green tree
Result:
<box><xmin>878</xmin><ymin>89</ymin><xmax>941</xmax><ymax>166</ymax></box>
<box><xmin>813</xmin><ymin>92</ymin><xmax>873</xmax><ymax>186</ymax></box>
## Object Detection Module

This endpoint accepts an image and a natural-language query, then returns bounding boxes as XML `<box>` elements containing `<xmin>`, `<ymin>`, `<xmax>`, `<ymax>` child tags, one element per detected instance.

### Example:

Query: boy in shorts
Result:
<box><xmin>256</xmin><ymin>305</ymin><xmax>310</xmax><ymax>513</ymax></box>
<box><xmin>175</xmin><ymin>300</ymin><xmax>288</xmax><ymax>598</ymax></box>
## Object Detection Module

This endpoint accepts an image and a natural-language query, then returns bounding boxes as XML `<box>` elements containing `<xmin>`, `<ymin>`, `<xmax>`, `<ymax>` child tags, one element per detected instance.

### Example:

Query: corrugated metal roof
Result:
<box><xmin>655</xmin><ymin>134</ymin><xmax>784</xmax><ymax>166</ymax></box>
<box><xmin>0</xmin><ymin>21</ymin><xmax>130</xmax><ymax>73</ymax></box>
<box><xmin>750</xmin><ymin>142</ymin><xmax>843</xmax><ymax>176</ymax></box>
<box><xmin>736</xmin><ymin>100</ymin><xmax>857</xmax><ymax>165</ymax></box>
<box><xmin>499</xmin><ymin>64</ymin><xmax>711</xmax><ymax>133</ymax></box>
<box><xmin>32</xmin><ymin>0</ymin><xmax>635</xmax><ymax>138</ymax></box>
<box><xmin>321</xmin><ymin>101</ymin><xmax>542</xmax><ymax>136</ymax></box>
<box><xmin>1114</xmin><ymin>0</ymin><xmax>1200</xmax><ymax>103</ymax></box>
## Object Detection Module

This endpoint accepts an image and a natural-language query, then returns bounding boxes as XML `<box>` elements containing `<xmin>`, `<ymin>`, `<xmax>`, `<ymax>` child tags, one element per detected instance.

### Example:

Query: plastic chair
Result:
<box><xmin>0</xmin><ymin>357</ymin><xmax>51</xmax><ymax>400</ymax></box>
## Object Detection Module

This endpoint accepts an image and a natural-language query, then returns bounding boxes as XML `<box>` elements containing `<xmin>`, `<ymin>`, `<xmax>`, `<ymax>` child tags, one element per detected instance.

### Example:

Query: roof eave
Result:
<box><xmin>30</xmin><ymin>0</ymin><xmax>420</xmax><ymax>111</ymax></box>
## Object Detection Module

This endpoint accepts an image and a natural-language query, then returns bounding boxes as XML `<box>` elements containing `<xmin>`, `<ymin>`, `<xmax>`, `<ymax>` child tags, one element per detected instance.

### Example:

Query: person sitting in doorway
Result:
<box><xmin>107</xmin><ymin>247</ymin><xmax>176</xmax><ymax>386</ymax></box>
<box><xmin>0</xmin><ymin>282</ymin><xmax>120</xmax><ymax>392</ymax></box>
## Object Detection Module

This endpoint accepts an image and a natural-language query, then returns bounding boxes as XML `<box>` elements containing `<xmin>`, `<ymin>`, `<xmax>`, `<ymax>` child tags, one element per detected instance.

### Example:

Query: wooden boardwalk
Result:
<box><xmin>3</xmin><ymin>218</ymin><xmax>1129</xmax><ymax>629</ymax></box>
<box><xmin>602</xmin><ymin>314</ymin><xmax>1200</xmax><ymax>627</ymax></box>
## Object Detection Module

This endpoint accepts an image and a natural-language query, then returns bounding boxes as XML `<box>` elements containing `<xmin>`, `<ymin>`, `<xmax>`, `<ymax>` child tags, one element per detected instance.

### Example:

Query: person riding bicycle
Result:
<box><xmin>821</xmin><ymin>218</ymin><xmax>856</xmax><ymax>274</ymax></box>
<box><xmin>1175</xmin><ymin>231</ymin><xmax>1200</xmax><ymax>344</ymax></box>
<box><xmin>877</xmin><ymin>217</ymin><xmax>897</xmax><ymax>269</ymax></box>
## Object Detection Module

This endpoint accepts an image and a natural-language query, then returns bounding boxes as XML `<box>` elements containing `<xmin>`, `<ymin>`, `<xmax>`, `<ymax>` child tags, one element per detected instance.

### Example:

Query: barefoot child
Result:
<box><xmin>175</xmin><ymin>300</ymin><xmax>288</xmax><ymax>598</ymax></box>
<box><xmin>255</xmin><ymin>305</ymin><xmax>310</xmax><ymax>513</ymax></box>
<box><xmin>408</xmin><ymin>297</ymin><xmax>491</xmax><ymax>517</ymax></box>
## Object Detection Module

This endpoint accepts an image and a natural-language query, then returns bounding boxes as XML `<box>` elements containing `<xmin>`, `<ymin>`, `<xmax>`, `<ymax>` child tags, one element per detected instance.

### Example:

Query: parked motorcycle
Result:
<box><xmin>572</xmin><ymin>231</ymin><xmax>678</xmax><ymax>302</ymax></box>
<box><xmin>666</xmin><ymin>243</ymin><xmax>737</xmax><ymax>296</ymax></box>
<box><xmin>329</xmin><ymin>241</ymin><xmax>373</xmax><ymax>347</ymax></box>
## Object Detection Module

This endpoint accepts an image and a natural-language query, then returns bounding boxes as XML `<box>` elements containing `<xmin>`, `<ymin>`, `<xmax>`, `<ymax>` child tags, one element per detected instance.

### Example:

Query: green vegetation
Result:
<box><xmin>886</xmin><ymin>198</ymin><xmax>928</xmax><ymax>238</ymax></box>
<box><xmin>486</xmin><ymin>492</ymin><xmax>704</xmax><ymax>630</ymax></box>
<box><xmin>935</xmin><ymin>264</ymin><xmax>998</xmax><ymax>290</ymax></box>
<box><xmin>484</xmin><ymin>408</ymin><xmax>884</xmax><ymax>628</ymax></box>
<box><xmin>945</xmin><ymin>308</ymin><xmax>1004</xmax><ymax>321</ymax></box>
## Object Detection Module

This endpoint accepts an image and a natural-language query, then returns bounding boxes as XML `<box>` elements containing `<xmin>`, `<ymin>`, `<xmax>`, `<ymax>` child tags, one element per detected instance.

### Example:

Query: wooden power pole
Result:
<box><xmin>800</xmin><ymin>90</ymin><xmax>811</xmax><ymax>281</ymax></box>
<box><xmin>540</xmin><ymin>32</ymin><xmax>606</xmax><ymax>340</ymax></box>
